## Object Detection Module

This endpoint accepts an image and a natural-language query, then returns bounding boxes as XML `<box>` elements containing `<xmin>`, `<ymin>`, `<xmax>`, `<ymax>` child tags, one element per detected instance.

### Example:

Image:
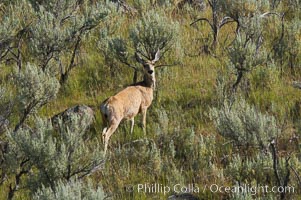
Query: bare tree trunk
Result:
<box><xmin>60</xmin><ymin>37</ymin><xmax>81</xmax><ymax>85</ymax></box>
<box><xmin>133</xmin><ymin>69</ymin><xmax>138</xmax><ymax>84</ymax></box>
<box><xmin>7</xmin><ymin>159</ymin><xmax>30</xmax><ymax>200</ymax></box>
<box><xmin>232</xmin><ymin>71</ymin><xmax>243</xmax><ymax>92</ymax></box>
<box><xmin>270</xmin><ymin>141</ymin><xmax>291</xmax><ymax>200</ymax></box>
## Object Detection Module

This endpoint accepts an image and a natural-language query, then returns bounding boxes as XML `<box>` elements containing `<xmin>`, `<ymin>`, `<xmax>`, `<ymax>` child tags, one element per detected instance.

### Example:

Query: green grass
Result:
<box><xmin>34</xmin><ymin>16</ymin><xmax>300</xmax><ymax>199</ymax></box>
<box><xmin>1</xmin><ymin>2</ymin><xmax>301</xmax><ymax>200</ymax></box>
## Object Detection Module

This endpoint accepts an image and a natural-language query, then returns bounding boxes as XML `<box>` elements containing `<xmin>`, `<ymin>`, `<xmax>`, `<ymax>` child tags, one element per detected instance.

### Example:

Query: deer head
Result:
<box><xmin>135</xmin><ymin>50</ymin><xmax>160</xmax><ymax>89</ymax></box>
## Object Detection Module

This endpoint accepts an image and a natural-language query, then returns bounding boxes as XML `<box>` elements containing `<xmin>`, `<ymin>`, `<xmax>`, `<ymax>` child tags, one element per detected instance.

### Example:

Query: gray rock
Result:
<box><xmin>168</xmin><ymin>193</ymin><xmax>199</xmax><ymax>200</ymax></box>
<box><xmin>51</xmin><ymin>105</ymin><xmax>95</xmax><ymax>130</ymax></box>
<box><xmin>292</xmin><ymin>81</ymin><xmax>301</xmax><ymax>89</ymax></box>
<box><xmin>0</xmin><ymin>116</ymin><xmax>9</xmax><ymax>134</ymax></box>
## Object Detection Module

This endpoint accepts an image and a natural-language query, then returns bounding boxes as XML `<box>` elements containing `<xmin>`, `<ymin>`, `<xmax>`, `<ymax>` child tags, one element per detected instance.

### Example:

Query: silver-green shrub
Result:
<box><xmin>222</xmin><ymin>3</ymin><xmax>268</xmax><ymax>91</ymax></box>
<box><xmin>33</xmin><ymin>179</ymin><xmax>107</xmax><ymax>200</ymax></box>
<box><xmin>221</xmin><ymin>0</ymin><xmax>270</xmax><ymax>21</ymax></box>
<box><xmin>16</xmin><ymin>63</ymin><xmax>60</xmax><ymax>112</ymax></box>
<box><xmin>226</xmin><ymin>153</ymin><xmax>273</xmax><ymax>182</ymax></box>
<box><xmin>210</xmin><ymin>97</ymin><xmax>279</xmax><ymax>150</ymax></box>
<box><xmin>28</xmin><ymin>0</ymin><xmax>109</xmax><ymax>63</ymax></box>
<box><xmin>228</xmin><ymin>31</ymin><xmax>267</xmax><ymax>91</ymax></box>
<box><xmin>28</xmin><ymin>0</ymin><xmax>110</xmax><ymax>82</ymax></box>
<box><xmin>5</xmin><ymin>114</ymin><xmax>104</xmax><ymax>195</ymax></box>
<box><xmin>273</xmin><ymin>18</ymin><xmax>301</xmax><ymax>72</ymax></box>
<box><xmin>0</xmin><ymin>0</ymin><xmax>34</xmax><ymax>60</ymax></box>
<box><xmin>0</xmin><ymin>87</ymin><xmax>12</xmax><ymax>134</ymax></box>
<box><xmin>99</xmin><ymin>9</ymin><xmax>180</xmax><ymax>84</ymax></box>
<box><xmin>101</xmin><ymin>8</ymin><xmax>180</xmax><ymax>67</ymax></box>
<box><xmin>14</xmin><ymin>63</ymin><xmax>60</xmax><ymax>130</ymax></box>
<box><xmin>1</xmin><ymin>0</ymin><xmax>111</xmax><ymax>84</ymax></box>
<box><xmin>130</xmin><ymin>9</ymin><xmax>180</xmax><ymax>60</ymax></box>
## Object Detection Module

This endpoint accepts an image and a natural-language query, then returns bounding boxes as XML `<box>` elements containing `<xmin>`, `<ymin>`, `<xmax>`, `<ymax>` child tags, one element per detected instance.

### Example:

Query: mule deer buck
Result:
<box><xmin>100</xmin><ymin>50</ymin><xmax>160</xmax><ymax>154</ymax></box>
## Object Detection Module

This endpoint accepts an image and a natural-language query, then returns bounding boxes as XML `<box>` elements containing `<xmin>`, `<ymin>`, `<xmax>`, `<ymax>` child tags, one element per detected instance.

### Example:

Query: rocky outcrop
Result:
<box><xmin>51</xmin><ymin>105</ymin><xmax>95</xmax><ymax>130</ymax></box>
<box><xmin>168</xmin><ymin>193</ymin><xmax>199</xmax><ymax>200</ymax></box>
<box><xmin>0</xmin><ymin>116</ymin><xmax>9</xmax><ymax>134</ymax></box>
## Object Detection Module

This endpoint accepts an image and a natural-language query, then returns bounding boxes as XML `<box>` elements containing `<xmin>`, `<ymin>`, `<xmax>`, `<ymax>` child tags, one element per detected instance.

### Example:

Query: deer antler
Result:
<box><xmin>135</xmin><ymin>52</ymin><xmax>146</xmax><ymax>64</ymax></box>
<box><xmin>152</xmin><ymin>49</ymin><xmax>160</xmax><ymax>63</ymax></box>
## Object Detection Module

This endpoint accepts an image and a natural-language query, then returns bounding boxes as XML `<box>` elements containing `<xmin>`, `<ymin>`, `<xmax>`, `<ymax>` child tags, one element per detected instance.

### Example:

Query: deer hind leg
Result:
<box><xmin>103</xmin><ymin>119</ymin><xmax>120</xmax><ymax>155</ymax></box>
<box><xmin>102</xmin><ymin>128</ymin><xmax>107</xmax><ymax>144</ymax></box>
<box><xmin>101</xmin><ymin>113</ymin><xmax>108</xmax><ymax>144</ymax></box>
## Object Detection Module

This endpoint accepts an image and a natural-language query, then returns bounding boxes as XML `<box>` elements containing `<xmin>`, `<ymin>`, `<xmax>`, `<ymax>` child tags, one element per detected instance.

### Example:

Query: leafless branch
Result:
<box><xmin>260</xmin><ymin>12</ymin><xmax>282</xmax><ymax>18</ymax></box>
<box><xmin>270</xmin><ymin>140</ymin><xmax>281</xmax><ymax>187</ymax></box>
<box><xmin>219</xmin><ymin>16</ymin><xmax>235</xmax><ymax>28</ymax></box>
<box><xmin>290</xmin><ymin>165</ymin><xmax>301</xmax><ymax>189</ymax></box>
<box><xmin>190</xmin><ymin>18</ymin><xmax>214</xmax><ymax>31</ymax></box>
<box><xmin>156</xmin><ymin>62</ymin><xmax>182</xmax><ymax>68</ymax></box>
<box><xmin>78</xmin><ymin>159</ymin><xmax>106</xmax><ymax>179</ymax></box>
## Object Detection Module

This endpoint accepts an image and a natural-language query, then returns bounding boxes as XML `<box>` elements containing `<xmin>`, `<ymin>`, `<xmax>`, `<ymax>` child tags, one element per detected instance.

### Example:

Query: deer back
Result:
<box><xmin>101</xmin><ymin>85</ymin><xmax>153</xmax><ymax>121</ymax></box>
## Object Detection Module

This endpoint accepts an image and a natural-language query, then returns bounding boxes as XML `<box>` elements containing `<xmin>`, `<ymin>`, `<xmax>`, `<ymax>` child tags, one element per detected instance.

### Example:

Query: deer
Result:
<box><xmin>100</xmin><ymin>50</ymin><xmax>160</xmax><ymax>154</ymax></box>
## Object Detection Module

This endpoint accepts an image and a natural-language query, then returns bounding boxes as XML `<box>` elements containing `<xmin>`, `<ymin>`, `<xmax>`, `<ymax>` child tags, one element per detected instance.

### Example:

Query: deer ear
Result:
<box><xmin>152</xmin><ymin>49</ymin><xmax>160</xmax><ymax>63</ymax></box>
<box><xmin>135</xmin><ymin>52</ymin><xmax>145</xmax><ymax>64</ymax></box>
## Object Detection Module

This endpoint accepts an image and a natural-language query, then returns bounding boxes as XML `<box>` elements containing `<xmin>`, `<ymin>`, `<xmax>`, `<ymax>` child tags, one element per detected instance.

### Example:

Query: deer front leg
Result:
<box><xmin>130</xmin><ymin>118</ymin><xmax>135</xmax><ymax>134</ymax></box>
<box><xmin>141</xmin><ymin>107</ymin><xmax>147</xmax><ymax>135</ymax></box>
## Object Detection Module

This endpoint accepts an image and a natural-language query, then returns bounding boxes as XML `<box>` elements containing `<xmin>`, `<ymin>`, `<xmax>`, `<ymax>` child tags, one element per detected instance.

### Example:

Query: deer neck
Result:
<box><xmin>143</xmin><ymin>74</ymin><xmax>156</xmax><ymax>90</ymax></box>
